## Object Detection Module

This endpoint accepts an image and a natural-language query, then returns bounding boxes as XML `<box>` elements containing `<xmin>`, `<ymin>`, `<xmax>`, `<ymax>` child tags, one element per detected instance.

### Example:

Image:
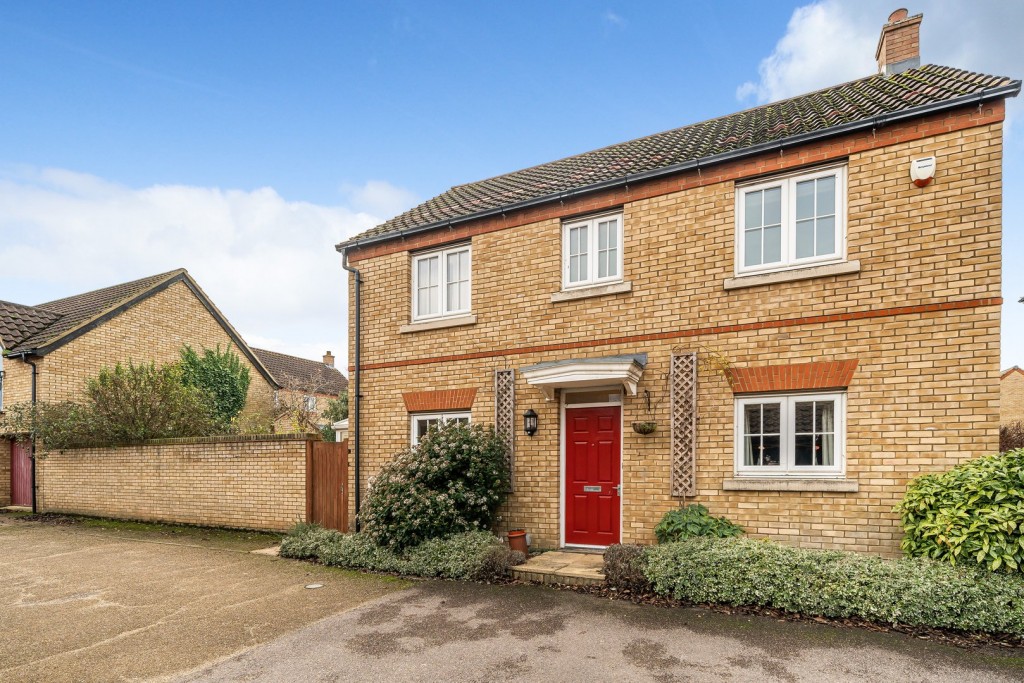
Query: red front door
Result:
<box><xmin>565</xmin><ymin>406</ymin><xmax>621</xmax><ymax>546</ymax></box>
<box><xmin>11</xmin><ymin>441</ymin><xmax>32</xmax><ymax>507</ymax></box>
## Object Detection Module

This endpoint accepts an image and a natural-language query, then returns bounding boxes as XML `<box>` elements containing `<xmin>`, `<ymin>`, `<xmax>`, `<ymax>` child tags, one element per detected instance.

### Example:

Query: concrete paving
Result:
<box><xmin>0</xmin><ymin>515</ymin><xmax>407</xmax><ymax>683</ymax></box>
<box><xmin>179</xmin><ymin>580</ymin><xmax>1024</xmax><ymax>683</ymax></box>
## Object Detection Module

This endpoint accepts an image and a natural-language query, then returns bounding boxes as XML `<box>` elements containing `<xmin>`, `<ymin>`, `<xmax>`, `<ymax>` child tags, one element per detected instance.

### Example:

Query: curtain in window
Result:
<box><xmin>818</xmin><ymin>401</ymin><xmax>835</xmax><ymax>466</ymax></box>
<box><xmin>743</xmin><ymin>405</ymin><xmax>758</xmax><ymax>466</ymax></box>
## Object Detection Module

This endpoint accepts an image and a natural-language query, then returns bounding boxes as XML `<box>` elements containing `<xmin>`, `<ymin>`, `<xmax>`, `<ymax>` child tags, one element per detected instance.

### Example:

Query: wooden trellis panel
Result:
<box><xmin>670</xmin><ymin>353</ymin><xmax>698</xmax><ymax>497</ymax></box>
<box><xmin>495</xmin><ymin>369</ymin><xmax>515</xmax><ymax>488</ymax></box>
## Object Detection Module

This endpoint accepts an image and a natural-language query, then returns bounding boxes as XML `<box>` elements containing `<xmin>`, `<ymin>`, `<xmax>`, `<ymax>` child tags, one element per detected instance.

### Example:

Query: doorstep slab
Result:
<box><xmin>511</xmin><ymin>550</ymin><xmax>606</xmax><ymax>587</ymax></box>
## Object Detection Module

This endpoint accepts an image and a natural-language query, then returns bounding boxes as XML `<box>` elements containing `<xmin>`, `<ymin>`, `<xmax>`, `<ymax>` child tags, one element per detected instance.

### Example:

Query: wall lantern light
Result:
<box><xmin>523</xmin><ymin>409</ymin><xmax>538</xmax><ymax>436</ymax></box>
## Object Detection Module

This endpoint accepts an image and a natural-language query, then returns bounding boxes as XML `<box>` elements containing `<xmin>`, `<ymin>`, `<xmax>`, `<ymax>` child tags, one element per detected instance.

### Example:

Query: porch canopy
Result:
<box><xmin>520</xmin><ymin>354</ymin><xmax>647</xmax><ymax>401</ymax></box>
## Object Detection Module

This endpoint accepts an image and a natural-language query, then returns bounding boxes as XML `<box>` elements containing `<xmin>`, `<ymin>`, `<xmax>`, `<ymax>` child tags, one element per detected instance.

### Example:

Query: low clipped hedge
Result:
<box><xmin>624</xmin><ymin>537</ymin><xmax>1024</xmax><ymax>637</ymax></box>
<box><xmin>280</xmin><ymin>523</ymin><xmax>523</xmax><ymax>581</ymax></box>
<box><xmin>898</xmin><ymin>449</ymin><xmax>1024</xmax><ymax>572</ymax></box>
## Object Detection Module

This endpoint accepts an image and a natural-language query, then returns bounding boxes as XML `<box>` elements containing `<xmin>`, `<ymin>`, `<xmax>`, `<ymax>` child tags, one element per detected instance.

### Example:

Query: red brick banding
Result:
<box><xmin>402</xmin><ymin>388</ymin><xmax>478</xmax><ymax>412</ymax></box>
<box><xmin>729</xmin><ymin>360</ymin><xmax>859</xmax><ymax>394</ymax></box>
<box><xmin>352</xmin><ymin>297</ymin><xmax>1000</xmax><ymax>372</ymax></box>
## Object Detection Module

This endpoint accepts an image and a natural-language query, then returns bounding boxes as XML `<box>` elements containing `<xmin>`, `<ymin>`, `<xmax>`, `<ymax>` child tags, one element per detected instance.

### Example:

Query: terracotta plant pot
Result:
<box><xmin>507</xmin><ymin>529</ymin><xmax>529</xmax><ymax>555</ymax></box>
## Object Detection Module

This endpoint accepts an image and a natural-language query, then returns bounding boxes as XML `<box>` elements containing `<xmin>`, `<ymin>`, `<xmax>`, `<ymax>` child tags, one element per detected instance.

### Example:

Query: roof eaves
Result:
<box><xmin>336</xmin><ymin>79</ymin><xmax>1021</xmax><ymax>254</ymax></box>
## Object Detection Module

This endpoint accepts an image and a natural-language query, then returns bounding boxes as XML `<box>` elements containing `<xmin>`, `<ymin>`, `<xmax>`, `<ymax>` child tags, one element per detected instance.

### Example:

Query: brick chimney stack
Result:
<box><xmin>876</xmin><ymin>8</ymin><xmax>923</xmax><ymax>76</ymax></box>
<box><xmin>323</xmin><ymin>351</ymin><xmax>335</xmax><ymax>367</ymax></box>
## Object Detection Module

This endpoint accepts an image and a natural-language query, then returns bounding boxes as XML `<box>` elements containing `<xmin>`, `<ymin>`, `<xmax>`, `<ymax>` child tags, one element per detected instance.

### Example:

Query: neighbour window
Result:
<box><xmin>736</xmin><ymin>165</ymin><xmax>846</xmax><ymax>274</ymax></box>
<box><xmin>410</xmin><ymin>411</ymin><xmax>471</xmax><ymax>445</ymax></box>
<box><xmin>303</xmin><ymin>396</ymin><xmax>317</xmax><ymax>411</ymax></box>
<box><xmin>734</xmin><ymin>392</ymin><xmax>845</xmax><ymax>476</ymax></box>
<box><xmin>412</xmin><ymin>244</ymin><xmax>471</xmax><ymax>321</ymax></box>
<box><xmin>562</xmin><ymin>211</ymin><xmax>623</xmax><ymax>289</ymax></box>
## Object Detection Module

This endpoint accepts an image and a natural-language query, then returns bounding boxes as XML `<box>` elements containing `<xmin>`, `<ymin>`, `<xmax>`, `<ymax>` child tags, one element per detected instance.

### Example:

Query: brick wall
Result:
<box><xmin>0</xmin><ymin>439</ymin><xmax>9</xmax><ymax>506</ymax></box>
<box><xmin>36</xmin><ymin>436</ymin><xmax>310</xmax><ymax>531</ymax></box>
<box><xmin>345</xmin><ymin>106</ymin><xmax>1004</xmax><ymax>555</ymax></box>
<box><xmin>1001</xmin><ymin>369</ymin><xmax>1024</xmax><ymax>424</ymax></box>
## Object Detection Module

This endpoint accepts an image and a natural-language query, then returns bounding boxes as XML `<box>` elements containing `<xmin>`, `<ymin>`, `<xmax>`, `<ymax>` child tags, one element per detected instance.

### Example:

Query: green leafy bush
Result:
<box><xmin>179</xmin><ymin>345</ymin><xmax>251</xmax><ymax>425</ymax></box>
<box><xmin>603</xmin><ymin>544</ymin><xmax>652</xmax><ymax>592</ymax></box>
<box><xmin>897</xmin><ymin>450</ymin><xmax>1024</xmax><ymax>572</ymax></box>
<box><xmin>645</xmin><ymin>537</ymin><xmax>1024</xmax><ymax>636</ymax></box>
<box><xmin>654</xmin><ymin>504</ymin><xmax>744</xmax><ymax>543</ymax></box>
<box><xmin>279</xmin><ymin>524</ymin><xmax>522</xmax><ymax>581</ymax></box>
<box><xmin>360</xmin><ymin>422</ymin><xmax>510</xmax><ymax>551</ymax></box>
<box><xmin>2</xmin><ymin>361</ymin><xmax>218</xmax><ymax>448</ymax></box>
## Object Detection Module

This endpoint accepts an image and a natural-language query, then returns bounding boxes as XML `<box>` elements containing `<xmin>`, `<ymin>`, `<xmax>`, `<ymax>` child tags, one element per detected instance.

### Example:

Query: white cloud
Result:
<box><xmin>340</xmin><ymin>179</ymin><xmax>419</xmax><ymax>217</ymax></box>
<box><xmin>603</xmin><ymin>10</ymin><xmax>625</xmax><ymax>27</ymax></box>
<box><xmin>0</xmin><ymin>167</ymin><xmax>417</xmax><ymax>371</ymax></box>
<box><xmin>737</xmin><ymin>1</ymin><xmax>1024</xmax><ymax>105</ymax></box>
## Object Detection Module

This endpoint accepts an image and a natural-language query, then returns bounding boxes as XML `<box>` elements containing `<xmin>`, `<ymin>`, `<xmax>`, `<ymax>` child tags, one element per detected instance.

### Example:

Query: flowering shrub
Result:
<box><xmin>279</xmin><ymin>524</ymin><xmax>522</xmax><ymax>581</ymax></box>
<box><xmin>360</xmin><ymin>422</ymin><xmax>510</xmax><ymax>551</ymax></box>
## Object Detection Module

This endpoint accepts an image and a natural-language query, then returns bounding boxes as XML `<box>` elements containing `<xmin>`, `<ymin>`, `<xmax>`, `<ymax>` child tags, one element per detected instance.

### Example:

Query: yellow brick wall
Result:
<box><xmin>0</xmin><ymin>438</ymin><xmax>9</xmax><ymax>506</ymax></box>
<box><xmin>33</xmin><ymin>280</ymin><xmax>274</xmax><ymax>406</ymax></box>
<box><xmin>36</xmin><ymin>436</ymin><xmax>309</xmax><ymax>531</ymax></box>
<box><xmin>346</xmin><ymin>119</ymin><xmax>1003</xmax><ymax>555</ymax></box>
<box><xmin>1000</xmin><ymin>370</ymin><xmax>1024</xmax><ymax>424</ymax></box>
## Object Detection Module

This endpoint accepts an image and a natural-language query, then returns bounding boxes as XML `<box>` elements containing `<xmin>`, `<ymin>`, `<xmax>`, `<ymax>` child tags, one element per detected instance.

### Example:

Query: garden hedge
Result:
<box><xmin>629</xmin><ymin>537</ymin><xmax>1024</xmax><ymax>636</ymax></box>
<box><xmin>280</xmin><ymin>524</ymin><xmax>522</xmax><ymax>581</ymax></box>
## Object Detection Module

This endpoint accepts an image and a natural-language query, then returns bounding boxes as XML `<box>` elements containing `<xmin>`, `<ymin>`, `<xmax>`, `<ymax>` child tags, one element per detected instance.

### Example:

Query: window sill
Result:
<box><xmin>722</xmin><ymin>478</ymin><xmax>859</xmax><ymax>492</ymax></box>
<box><xmin>724</xmin><ymin>260</ymin><xmax>860</xmax><ymax>291</ymax></box>
<box><xmin>551</xmin><ymin>280</ymin><xmax>632</xmax><ymax>303</ymax></box>
<box><xmin>399</xmin><ymin>314</ymin><xmax>477</xmax><ymax>334</ymax></box>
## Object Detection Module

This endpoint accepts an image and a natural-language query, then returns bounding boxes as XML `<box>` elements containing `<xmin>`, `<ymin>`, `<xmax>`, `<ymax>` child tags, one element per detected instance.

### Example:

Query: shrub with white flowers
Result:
<box><xmin>360</xmin><ymin>421</ymin><xmax>511</xmax><ymax>551</ymax></box>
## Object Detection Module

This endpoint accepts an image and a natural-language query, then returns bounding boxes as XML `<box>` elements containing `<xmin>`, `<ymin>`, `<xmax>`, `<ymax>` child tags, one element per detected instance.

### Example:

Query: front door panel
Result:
<box><xmin>565</xmin><ymin>406</ymin><xmax>621</xmax><ymax>546</ymax></box>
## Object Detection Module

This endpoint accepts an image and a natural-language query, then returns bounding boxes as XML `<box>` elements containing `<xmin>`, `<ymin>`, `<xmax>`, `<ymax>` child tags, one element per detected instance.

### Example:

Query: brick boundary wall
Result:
<box><xmin>36</xmin><ymin>435</ymin><xmax>316</xmax><ymax>532</ymax></box>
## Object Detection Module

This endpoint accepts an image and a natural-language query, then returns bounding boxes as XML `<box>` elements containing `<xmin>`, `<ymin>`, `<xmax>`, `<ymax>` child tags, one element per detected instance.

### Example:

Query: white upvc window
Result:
<box><xmin>562</xmin><ymin>211</ymin><xmax>623</xmax><ymax>289</ymax></box>
<box><xmin>734</xmin><ymin>392</ymin><xmax>846</xmax><ymax>477</ymax></box>
<box><xmin>736</xmin><ymin>165</ymin><xmax>846</xmax><ymax>275</ymax></box>
<box><xmin>410</xmin><ymin>411</ymin><xmax>471</xmax><ymax>446</ymax></box>
<box><xmin>303</xmin><ymin>395</ymin><xmax>317</xmax><ymax>411</ymax></box>
<box><xmin>412</xmin><ymin>244</ymin><xmax>471</xmax><ymax>321</ymax></box>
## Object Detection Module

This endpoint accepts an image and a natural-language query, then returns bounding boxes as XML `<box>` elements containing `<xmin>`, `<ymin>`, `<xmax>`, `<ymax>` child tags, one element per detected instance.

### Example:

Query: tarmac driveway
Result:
<box><xmin>180</xmin><ymin>581</ymin><xmax>1024</xmax><ymax>683</ymax></box>
<box><xmin>0</xmin><ymin>514</ymin><xmax>406</xmax><ymax>683</ymax></box>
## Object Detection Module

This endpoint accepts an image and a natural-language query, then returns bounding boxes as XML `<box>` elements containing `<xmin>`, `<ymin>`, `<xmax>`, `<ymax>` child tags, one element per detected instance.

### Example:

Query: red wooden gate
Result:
<box><xmin>306</xmin><ymin>440</ymin><xmax>348</xmax><ymax>531</ymax></box>
<box><xmin>11</xmin><ymin>441</ymin><xmax>32</xmax><ymax>507</ymax></box>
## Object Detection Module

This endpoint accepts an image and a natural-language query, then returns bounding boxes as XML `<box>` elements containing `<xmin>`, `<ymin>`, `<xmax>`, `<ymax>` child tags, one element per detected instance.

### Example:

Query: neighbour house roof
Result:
<box><xmin>252</xmin><ymin>348</ymin><xmax>348</xmax><ymax>397</ymax></box>
<box><xmin>1001</xmin><ymin>366</ymin><xmax>1024</xmax><ymax>380</ymax></box>
<box><xmin>0</xmin><ymin>269</ymin><xmax>279</xmax><ymax>389</ymax></box>
<box><xmin>338</xmin><ymin>65</ymin><xmax>1019</xmax><ymax>250</ymax></box>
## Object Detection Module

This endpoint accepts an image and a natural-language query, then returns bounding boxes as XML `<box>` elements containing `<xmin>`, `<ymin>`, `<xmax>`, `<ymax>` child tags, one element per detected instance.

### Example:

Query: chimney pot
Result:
<box><xmin>323</xmin><ymin>351</ymin><xmax>335</xmax><ymax>367</ymax></box>
<box><xmin>876</xmin><ymin>8</ymin><xmax>922</xmax><ymax>76</ymax></box>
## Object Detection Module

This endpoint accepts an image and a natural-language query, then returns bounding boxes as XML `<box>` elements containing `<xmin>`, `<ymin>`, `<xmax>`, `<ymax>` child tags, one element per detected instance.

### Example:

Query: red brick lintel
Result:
<box><xmin>352</xmin><ymin>297</ymin><xmax>1001</xmax><ymax>373</ymax></box>
<box><xmin>347</xmin><ymin>100</ymin><xmax>1005</xmax><ymax>263</ymax></box>
<box><xmin>730</xmin><ymin>360</ymin><xmax>859</xmax><ymax>394</ymax></box>
<box><xmin>402</xmin><ymin>388</ymin><xmax>478</xmax><ymax>412</ymax></box>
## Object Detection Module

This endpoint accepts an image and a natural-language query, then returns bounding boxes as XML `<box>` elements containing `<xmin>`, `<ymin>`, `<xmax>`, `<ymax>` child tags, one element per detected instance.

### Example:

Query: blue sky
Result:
<box><xmin>0</xmin><ymin>1</ymin><xmax>1021</xmax><ymax>367</ymax></box>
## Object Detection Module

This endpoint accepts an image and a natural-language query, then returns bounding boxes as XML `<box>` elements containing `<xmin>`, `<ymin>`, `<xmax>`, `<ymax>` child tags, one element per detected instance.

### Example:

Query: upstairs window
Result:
<box><xmin>562</xmin><ymin>211</ymin><xmax>623</xmax><ymax>289</ymax></box>
<box><xmin>303</xmin><ymin>395</ymin><xmax>317</xmax><ymax>411</ymax></box>
<box><xmin>736</xmin><ymin>165</ymin><xmax>846</xmax><ymax>275</ymax></box>
<box><xmin>412</xmin><ymin>244</ymin><xmax>471</xmax><ymax>321</ymax></box>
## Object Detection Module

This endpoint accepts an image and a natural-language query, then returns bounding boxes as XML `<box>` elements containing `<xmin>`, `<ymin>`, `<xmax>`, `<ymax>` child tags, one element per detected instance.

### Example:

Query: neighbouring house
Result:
<box><xmin>1001</xmin><ymin>367</ymin><xmax>1024</xmax><ymax>425</ymax></box>
<box><xmin>337</xmin><ymin>9</ymin><xmax>1017</xmax><ymax>555</ymax></box>
<box><xmin>0</xmin><ymin>269</ymin><xmax>280</xmax><ymax>508</ymax></box>
<box><xmin>333</xmin><ymin>418</ymin><xmax>349</xmax><ymax>442</ymax></box>
<box><xmin>251</xmin><ymin>348</ymin><xmax>348</xmax><ymax>431</ymax></box>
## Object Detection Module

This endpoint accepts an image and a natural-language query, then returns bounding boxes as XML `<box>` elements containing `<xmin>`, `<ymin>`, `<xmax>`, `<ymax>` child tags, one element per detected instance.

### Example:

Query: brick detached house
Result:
<box><xmin>337</xmin><ymin>10</ymin><xmax>1019</xmax><ymax>555</ymax></box>
<box><xmin>1000</xmin><ymin>367</ymin><xmax>1024</xmax><ymax>425</ymax></box>
<box><xmin>0</xmin><ymin>269</ymin><xmax>280</xmax><ymax>508</ymax></box>
<box><xmin>252</xmin><ymin>347</ymin><xmax>348</xmax><ymax>429</ymax></box>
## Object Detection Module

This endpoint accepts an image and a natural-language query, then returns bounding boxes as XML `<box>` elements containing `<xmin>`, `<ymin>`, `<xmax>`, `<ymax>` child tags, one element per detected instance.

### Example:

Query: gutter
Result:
<box><xmin>337</xmin><ymin>81</ymin><xmax>1021</xmax><ymax>253</ymax></box>
<box><xmin>340</xmin><ymin>250</ymin><xmax>363</xmax><ymax>531</ymax></box>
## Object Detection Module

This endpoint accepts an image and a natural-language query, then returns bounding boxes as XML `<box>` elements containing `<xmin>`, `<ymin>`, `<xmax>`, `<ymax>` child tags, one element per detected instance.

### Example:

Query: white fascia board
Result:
<box><xmin>521</xmin><ymin>360</ymin><xmax>645</xmax><ymax>401</ymax></box>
